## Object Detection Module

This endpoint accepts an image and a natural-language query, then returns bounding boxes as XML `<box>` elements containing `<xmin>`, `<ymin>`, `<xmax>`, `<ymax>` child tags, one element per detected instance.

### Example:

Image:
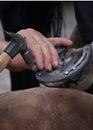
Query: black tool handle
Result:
<box><xmin>22</xmin><ymin>49</ymin><xmax>35</xmax><ymax>65</ymax></box>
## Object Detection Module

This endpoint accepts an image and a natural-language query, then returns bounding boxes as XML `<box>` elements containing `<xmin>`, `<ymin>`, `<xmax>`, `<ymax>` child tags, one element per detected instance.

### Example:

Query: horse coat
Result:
<box><xmin>0</xmin><ymin>87</ymin><xmax>93</xmax><ymax>130</ymax></box>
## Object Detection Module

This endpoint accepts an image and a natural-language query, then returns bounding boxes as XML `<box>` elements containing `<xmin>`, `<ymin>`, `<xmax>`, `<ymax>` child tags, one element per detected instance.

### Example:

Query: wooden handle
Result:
<box><xmin>0</xmin><ymin>52</ymin><xmax>11</xmax><ymax>72</ymax></box>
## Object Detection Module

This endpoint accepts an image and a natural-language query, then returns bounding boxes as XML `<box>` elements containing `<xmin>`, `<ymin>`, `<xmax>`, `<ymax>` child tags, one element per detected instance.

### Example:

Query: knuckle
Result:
<box><xmin>27</xmin><ymin>28</ymin><xmax>34</xmax><ymax>32</ymax></box>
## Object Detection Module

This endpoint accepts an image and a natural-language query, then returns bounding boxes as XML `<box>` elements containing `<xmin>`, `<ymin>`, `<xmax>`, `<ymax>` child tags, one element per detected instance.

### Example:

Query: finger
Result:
<box><xmin>27</xmin><ymin>39</ymin><xmax>44</xmax><ymax>70</ymax></box>
<box><xmin>38</xmin><ymin>33</ymin><xmax>60</xmax><ymax>69</ymax></box>
<box><xmin>27</xmin><ymin>64</ymin><xmax>37</xmax><ymax>72</ymax></box>
<box><xmin>18</xmin><ymin>29</ymin><xmax>44</xmax><ymax>70</ymax></box>
<box><xmin>48</xmin><ymin>37</ymin><xmax>73</xmax><ymax>47</ymax></box>
<box><xmin>18</xmin><ymin>29</ymin><xmax>53</xmax><ymax>71</ymax></box>
<box><xmin>7</xmin><ymin>54</ymin><xmax>27</xmax><ymax>72</ymax></box>
<box><xmin>31</xmin><ymin>31</ymin><xmax>54</xmax><ymax>71</ymax></box>
<box><xmin>47</xmin><ymin>43</ymin><xmax>59</xmax><ymax>68</ymax></box>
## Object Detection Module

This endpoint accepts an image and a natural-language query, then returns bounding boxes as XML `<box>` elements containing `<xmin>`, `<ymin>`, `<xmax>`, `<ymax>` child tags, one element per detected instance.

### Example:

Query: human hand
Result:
<box><xmin>7</xmin><ymin>28</ymin><xmax>73</xmax><ymax>72</ymax></box>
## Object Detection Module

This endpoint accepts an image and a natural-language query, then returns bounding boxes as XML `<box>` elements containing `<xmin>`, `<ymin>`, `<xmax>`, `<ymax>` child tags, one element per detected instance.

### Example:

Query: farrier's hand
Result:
<box><xmin>7</xmin><ymin>28</ymin><xmax>73</xmax><ymax>72</ymax></box>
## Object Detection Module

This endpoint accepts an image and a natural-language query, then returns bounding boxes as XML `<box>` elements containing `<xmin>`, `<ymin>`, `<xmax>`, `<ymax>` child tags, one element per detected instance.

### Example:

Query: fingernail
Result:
<box><xmin>54</xmin><ymin>59</ymin><xmax>59</xmax><ymax>67</ymax></box>
<box><xmin>40</xmin><ymin>64</ymin><xmax>43</xmax><ymax>70</ymax></box>
<box><xmin>33</xmin><ymin>65</ymin><xmax>37</xmax><ymax>71</ymax></box>
<box><xmin>48</xmin><ymin>63</ymin><xmax>52</xmax><ymax>71</ymax></box>
<box><xmin>30</xmin><ymin>65</ymin><xmax>37</xmax><ymax>72</ymax></box>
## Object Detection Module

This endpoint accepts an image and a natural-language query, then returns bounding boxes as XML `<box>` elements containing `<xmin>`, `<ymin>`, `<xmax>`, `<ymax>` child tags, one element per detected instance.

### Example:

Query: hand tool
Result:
<box><xmin>0</xmin><ymin>31</ymin><xmax>34</xmax><ymax>72</ymax></box>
